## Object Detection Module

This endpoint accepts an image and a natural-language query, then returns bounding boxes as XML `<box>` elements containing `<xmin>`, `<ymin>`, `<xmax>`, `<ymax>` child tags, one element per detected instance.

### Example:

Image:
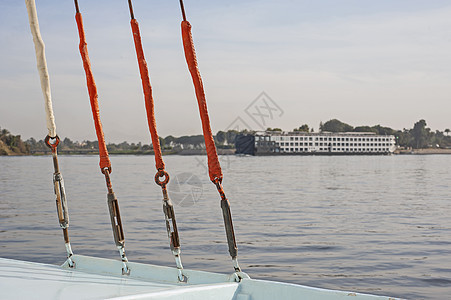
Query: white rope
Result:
<box><xmin>25</xmin><ymin>0</ymin><xmax>57</xmax><ymax>137</ymax></box>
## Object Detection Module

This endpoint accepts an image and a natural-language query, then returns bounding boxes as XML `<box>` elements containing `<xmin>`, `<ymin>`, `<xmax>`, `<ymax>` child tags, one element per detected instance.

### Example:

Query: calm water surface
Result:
<box><xmin>1</xmin><ymin>155</ymin><xmax>450</xmax><ymax>299</ymax></box>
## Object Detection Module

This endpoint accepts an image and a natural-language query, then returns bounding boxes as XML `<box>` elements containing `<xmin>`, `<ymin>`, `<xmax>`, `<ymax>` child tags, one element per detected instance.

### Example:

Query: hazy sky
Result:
<box><xmin>1</xmin><ymin>0</ymin><xmax>451</xmax><ymax>143</ymax></box>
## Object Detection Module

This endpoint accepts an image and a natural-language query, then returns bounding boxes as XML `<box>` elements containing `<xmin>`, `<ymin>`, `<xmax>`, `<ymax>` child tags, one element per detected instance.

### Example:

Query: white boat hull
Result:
<box><xmin>0</xmin><ymin>256</ymin><xmax>398</xmax><ymax>299</ymax></box>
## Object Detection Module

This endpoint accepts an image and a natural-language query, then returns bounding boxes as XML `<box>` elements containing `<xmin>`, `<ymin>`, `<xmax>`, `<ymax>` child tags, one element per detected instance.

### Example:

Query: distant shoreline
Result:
<box><xmin>4</xmin><ymin>148</ymin><xmax>451</xmax><ymax>156</ymax></box>
<box><xmin>395</xmin><ymin>148</ymin><xmax>451</xmax><ymax>155</ymax></box>
<box><xmin>22</xmin><ymin>148</ymin><xmax>236</xmax><ymax>156</ymax></box>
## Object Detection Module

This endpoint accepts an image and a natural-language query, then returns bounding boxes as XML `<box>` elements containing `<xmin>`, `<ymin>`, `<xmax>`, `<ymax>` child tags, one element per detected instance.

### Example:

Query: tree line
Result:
<box><xmin>23</xmin><ymin>130</ymin><xmax>242</xmax><ymax>154</ymax></box>
<box><xmin>0</xmin><ymin>127</ymin><xmax>29</xmax><ymax>155</ymax></box>
<box><xmin>1</xmin><ymin>119</ymin><xmax>450</xmax><ymax>155</ymax></box>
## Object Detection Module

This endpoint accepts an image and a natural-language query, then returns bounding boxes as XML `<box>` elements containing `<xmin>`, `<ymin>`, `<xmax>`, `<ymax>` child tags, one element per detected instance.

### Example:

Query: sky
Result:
<box><xmin>1</xmin><ymin>0</ymin><xmax>451</xmax><ymax>143</ymax></box>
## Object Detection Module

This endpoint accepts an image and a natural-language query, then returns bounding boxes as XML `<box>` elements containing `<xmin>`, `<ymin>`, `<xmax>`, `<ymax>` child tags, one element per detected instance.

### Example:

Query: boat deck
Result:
<box><xmin>0</xmin><ymin>256</ymin><xmax>397</xmax><ymax>299</ymax></box>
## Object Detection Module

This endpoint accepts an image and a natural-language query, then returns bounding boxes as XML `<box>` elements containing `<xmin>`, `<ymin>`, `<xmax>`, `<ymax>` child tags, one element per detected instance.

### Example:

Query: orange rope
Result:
<box><xmin>181</xmin><ymin>20</ymin><xmax>222</xmax><ymax>182</ymax></box>
<box><xmin>130</xmin><ymin>19</ymin><xmax>165</xmax><ymax>172</ymax></box>
<box><xmin>75</xmin><ymin>13</ymin><xmax>111</xmax><ymax>171</ymax></box>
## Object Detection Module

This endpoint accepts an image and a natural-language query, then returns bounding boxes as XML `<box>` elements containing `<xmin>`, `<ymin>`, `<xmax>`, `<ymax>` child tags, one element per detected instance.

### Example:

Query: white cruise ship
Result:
<box><xmin>240</xmin><ymin>131</ymin><xmax>397</xmax><ymax>155</ymax></box>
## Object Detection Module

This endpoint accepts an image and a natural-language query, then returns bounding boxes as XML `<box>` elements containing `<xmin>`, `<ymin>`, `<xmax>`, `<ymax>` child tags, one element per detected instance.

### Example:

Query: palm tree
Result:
<box><xmin>445</xmin><ymin>129</ymin><xmax>450</xmax><ymax>136</ymax></box>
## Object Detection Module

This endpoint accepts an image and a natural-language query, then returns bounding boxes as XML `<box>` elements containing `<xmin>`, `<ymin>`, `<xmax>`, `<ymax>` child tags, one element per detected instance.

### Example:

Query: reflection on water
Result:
<box><xmin>1</xmin><ymin>155</ymin><xmax>451</xmax><ymax>299</ymax></box>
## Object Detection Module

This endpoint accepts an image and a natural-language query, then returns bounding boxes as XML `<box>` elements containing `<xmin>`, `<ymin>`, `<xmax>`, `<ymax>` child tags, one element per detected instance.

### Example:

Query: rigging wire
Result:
<box><xmin>73</xmin><ymin>0</ymin><xmax>130</xmax><ymax>275</ymax></box>
<box><xmin>127</xmin><ymin>0</ymin><xmax>185</xmax><ymax>282</ymax></box>
<box><xmin>25</xmin><ymin>0</ymin><xmax>74</xmax><ymax>268</ymax></box>
<box><xmin>178</xmin><ymin>0</ymin><xmax>243</xmax><ymax>276</ymax></box>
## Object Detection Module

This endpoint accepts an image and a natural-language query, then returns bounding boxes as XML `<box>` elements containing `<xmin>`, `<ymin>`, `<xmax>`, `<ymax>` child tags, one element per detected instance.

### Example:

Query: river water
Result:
<box><xmin>1</xmin><ymin>154</ymin><xmax>450</xmax><ymax>299</ymax></box>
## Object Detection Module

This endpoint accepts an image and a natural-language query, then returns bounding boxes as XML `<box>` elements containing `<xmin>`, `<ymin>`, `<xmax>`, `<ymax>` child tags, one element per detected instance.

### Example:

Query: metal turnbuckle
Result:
<box><xmin>160</xmin><ymin>173</ymin><xmax>186</xmax><ymax>282</ymax></box>
<box><xmin>107</xmin><ymin>192</ymin><xmax>130</xmax><ymax>275</ymax></box>
<box><xmin>53</xmin><ymin>171</ymin><xmax>74</xmax><ymax>267</ymax></box>
<box><xmin>46</xmin><ymin>135</ymin><xmax>75</xmax><ymax>268</ymax></box>
<box><xmin>107</xmin><ymin>192</ymin><xmax>125</xmax><ymax>247</ymax></box>
<box><xmin>105</xmin><ymin>170</ymin><xmax>130</xmax><ymax>275</ymax></box>
<box><xmin>54</xmin><ymin>172</ymin><xmax>69</xmax><ymax>230</ymax></box>
<box><xmin>214</xmin><ymin>179</ymin><xmax>242</xmax><ymax>273</ymax></box>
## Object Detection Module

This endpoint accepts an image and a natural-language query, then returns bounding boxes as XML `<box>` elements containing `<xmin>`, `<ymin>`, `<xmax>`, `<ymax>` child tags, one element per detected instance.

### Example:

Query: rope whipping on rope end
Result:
<box><xmin>74</xmin><ymin>0</ymin><xmax>129</xmax><ymax>275</ymax></box>
<box><xmin>127</xmin><ymin>0</ymin><xmax>185</xmax><ymax>282</ymax></box>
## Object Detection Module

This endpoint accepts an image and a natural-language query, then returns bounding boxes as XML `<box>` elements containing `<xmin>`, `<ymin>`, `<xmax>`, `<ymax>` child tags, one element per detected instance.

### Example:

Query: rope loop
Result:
<box><xmin>155</xmin><ymin>170</ymin><xmax>170</xmax><ymax>187</ymax></box>
<box><xmin>213</xmin><ymin>177</ymin><xmax>227</xmax><ymax>200</ymax></box>
<box><xmin>45</xmin><ymin>135</ymin><xmax>60</xmax><ymax>150</ymax></box>
<box><xmin>101</xmin><ymin>166</ymin><xmax>112</xmax><ymax>175</ymax></box>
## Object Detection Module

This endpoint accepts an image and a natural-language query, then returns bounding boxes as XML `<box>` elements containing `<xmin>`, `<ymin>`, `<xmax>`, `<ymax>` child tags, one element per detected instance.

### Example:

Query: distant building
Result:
<box><xmin>236</xmin><ymin>131</ymin><xmax>396</xmax><ymax>155</ymax></box>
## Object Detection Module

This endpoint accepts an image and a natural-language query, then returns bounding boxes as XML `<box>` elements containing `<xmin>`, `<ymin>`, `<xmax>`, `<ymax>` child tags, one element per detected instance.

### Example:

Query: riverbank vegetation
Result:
<box><xmin>1</xmin><ymin>118</ymin><xmax>450</xmax><ymax>156</ymax></box>
<box><xmin>0</xmin><ymin>127</ymin><xmax>29</xmax><ymax>155</ymax></box>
